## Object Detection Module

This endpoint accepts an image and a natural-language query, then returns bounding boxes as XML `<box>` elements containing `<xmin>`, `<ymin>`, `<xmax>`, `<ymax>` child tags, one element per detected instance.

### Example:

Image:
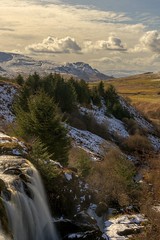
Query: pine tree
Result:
<box><xmin>16</xmin><ymin>74</ymin><xmax>24</xmax><ymax>86</ymax></box>
<box><xmin>104</xmin><ymin>84</ymin><xmax>118</xmax><ymax>110</ymax></box>
<box><xmin>98</xmin><ymin>81</ymin><xmax>105</xmax><ymax>97</ymax></box>
<box><xmin>15</xmin><ymin>90</ymin><xmax>70</xmax><ymax>165</ymax></box>
<box><xmin>90</xmin><ymin>86</ymin><xmax>101</xmax><ymax>106</ymax></box>
<box><xmin>70</xmin><ymin>78</ymin><xmax>90</xmax><ymax>105</ymax></box>
<box><xmin>54</xmin><ymin>78</ymin><xmax>77</xmax><ymax>112</ymax></box>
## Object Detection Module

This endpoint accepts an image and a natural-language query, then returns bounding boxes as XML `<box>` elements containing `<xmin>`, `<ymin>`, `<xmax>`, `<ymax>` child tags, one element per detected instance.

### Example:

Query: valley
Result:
<box><xmin>0</xmin><ymin>71</ymin><xmax>160</xmax><ymax>239</ymax></box>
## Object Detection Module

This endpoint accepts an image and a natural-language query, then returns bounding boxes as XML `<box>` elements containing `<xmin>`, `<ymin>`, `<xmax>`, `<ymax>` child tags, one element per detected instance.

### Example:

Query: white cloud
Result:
<box><xmin>140</xmin><ymin>30</ymin><xmax>160</xmax><ymax>53</ymax></box>
<box><xmin>131</xmin><ymin>30</ymin><xmax>160</xmax><ymax>53</ymax></box>
<box><xmin>84</xmin><ymin>36</ymin><xmax>127</xmax><ymax>52</ymax></box>
<box><xmin>1</xmin><ymin>0</ymin><xmax>160</xmax><ymax>75</ymax></box>
<box><xmin>26</xmin><ymin>36</ymin><xmax>81</xmax><ymax>54</ymax></box>
<box><xmin>119</xmin><ymin>23</ymin><xmax>145</xmax><ymax>33</ymax></box>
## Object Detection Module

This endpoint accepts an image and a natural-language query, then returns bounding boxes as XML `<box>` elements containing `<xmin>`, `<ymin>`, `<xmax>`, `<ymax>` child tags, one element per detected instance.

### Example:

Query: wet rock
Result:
<box><xmin>20</xmin><ymin>173</ymin><xmax>30</xmax><ymax>183</ymax></box>
<box><xmin>96</xmin><ymin>202</ymin><xmax>108</xmax><ymax>217</ymax></box>
<box><xmin>3</xmin><ymin>167</ymin><xmax>22</xmax><ymax>175</ymax></box>
<box><xmin>0</xmin><ymin>179</ymin><xmax>5</xmax><ymax>192</ymax></box>
<box><xmin>2</xmin><ymin>189</ymin><xmax>11</xmax><ymax>201</ymax></box>
<box><xmin>117</xmin><ymin>227</ymin><xmax>142</xmax><ymax>236</ymax></box>
<box><xmin>63</xmin><ymin>230</ymin><xmax>106</xmax><ymax>240</ymax></box>
<box><xmin>22</xmin><ymin>182</ymin><xmax>34</xmax><ymax>199</ymax></box>
<box><xmin>55</xmin><ymin>219</ymin><xmax>106</xmax><ymax>240</ymax></box>
<box><xmin>73</xmin><ymin>211</ymin><xmax>96</xmax><ymax>225</ymax></box>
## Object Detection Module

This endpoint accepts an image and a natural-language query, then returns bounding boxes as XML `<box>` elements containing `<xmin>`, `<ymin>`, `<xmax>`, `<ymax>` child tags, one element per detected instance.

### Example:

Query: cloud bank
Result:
<box><xmin>26</xmin><ymin>36</ymin><xmax>81</xmax><ymax>54</ymax></box>
<box><xmin>131</xmin><ymin>30</ymin><xmax>160</xmax><ymax>53</ymax></box>
<box><xmin>84</xmin><ymin>36</ymin><xmax>127</xmax><ymax>52</ymax></box>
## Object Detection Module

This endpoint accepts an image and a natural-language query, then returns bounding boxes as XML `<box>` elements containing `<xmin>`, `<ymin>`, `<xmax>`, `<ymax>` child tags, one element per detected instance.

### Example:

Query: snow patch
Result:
<box><xmin>80</xmin><ymin>104</ymin><xmax>129</xmax><ymax>139</ymax></box>
<box><xmin>65</xmin><ymin>173</ymin><xmax>72</xmax><ymax>181</ymax></box>
<box><xmin>105</xmin><ymin>214</ymin><xmax>146</xmax><ymax>240</ymax></box>
<box><xmin>148</xmin><ymin>134</ymin><xmax>160</xmax><ymax>151</ymax></box>
<box><xmin>68</xmin><ymin>233</ymin><xmax>84</xmax><ymax>239</ymax></box>
<box><xmin>0</xmin><ymin>83</ymin><xmax>17</xmax><ymax>123</ymax></box>
<box><xmin>119</xmin><ymin>97</ymin><xmax>154</xmax><ymax>132</ymax></box>
<box><xmin>68</xmin><ymin>126</ymin><xmax>114</xmax><ymax>160</ymax></box>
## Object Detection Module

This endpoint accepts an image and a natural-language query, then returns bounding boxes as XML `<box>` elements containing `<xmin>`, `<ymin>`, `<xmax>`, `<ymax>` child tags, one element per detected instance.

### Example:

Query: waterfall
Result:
<box><xmin>0</xmin><ymin>156</ymin><xmax>59</xmax><ymax>240</ymax></box>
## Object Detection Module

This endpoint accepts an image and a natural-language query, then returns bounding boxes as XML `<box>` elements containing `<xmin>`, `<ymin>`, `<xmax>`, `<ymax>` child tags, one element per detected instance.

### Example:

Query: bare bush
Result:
<box><xmin>87</xmin><ymin>148</ymin><xmax>138</xmax><ymax>208</ymax></box>
<box><xmin>121</xmin><ymin>134</ymin><xmax>152</xmax><ymax>153</ymax></box>
<box><xmin>68</xmin><ymin>147</ymin><xmax>92</xmax><ymax>177</ymax></box>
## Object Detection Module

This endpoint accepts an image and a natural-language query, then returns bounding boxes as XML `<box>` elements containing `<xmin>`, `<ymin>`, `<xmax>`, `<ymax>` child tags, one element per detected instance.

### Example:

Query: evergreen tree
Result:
<box><xmin>90</xmin><ymin>86</ymin><xmax>101</xmax><ymax>106</ymax></box>
<box><xmin>15</xmin><ymin>90</ymin><xmax>70</xmax><ymax>165</ymax></box>
<box><xmin>104</xmin><ymin>85</ymin><xmax>118</xmax><ymax>110</ymax></box>
<box><xmin>16</xmin><ymin>74</ymin><xmax>24</xmax><ymax>86</ymax></box>
<box><xmin>70</xmin><ymin>78</ymin><xmax>90</xmax><ymax>105</ymax></box>
<box><xmin>98</xmin><ymin>81</ymin><xmax>105</xmax><ymax>97</ymax></box>
<box><xmin>54</xmin><ymin>78</ymin><xmax>77</xmax><ymax>112</ymax></box>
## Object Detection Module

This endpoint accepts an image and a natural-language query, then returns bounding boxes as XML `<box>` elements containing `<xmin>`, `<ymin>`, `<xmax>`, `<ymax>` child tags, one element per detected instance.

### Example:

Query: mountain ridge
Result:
<box><xmin>0</xmin><ymin>51</ymin><xmax>112</xmax><ymax>81</ymax></box>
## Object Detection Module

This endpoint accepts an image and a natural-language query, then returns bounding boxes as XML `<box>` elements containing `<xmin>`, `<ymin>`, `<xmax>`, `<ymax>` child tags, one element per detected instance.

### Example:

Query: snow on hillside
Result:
<box><xmin>0</xmin><ymin>83</ymin><xmax>17</xmax><ymax>123</ymax></box>
<box><xmin>0</xmin><ymin>51</ymin><xmax>111</xmax><ymax>81</ymax></box>
<box><xmin>148</xmin><ymin>134</ymin><xmax>160</xmax><ymax>151</ymax></box>
<box><xmin>55</xmin><ymin>62</ymin><xmax>111</xmax><ymax>81</ymax></box>
<box><xmin>68</xmin><ymin>126</ymin><xmax>115</xmax><ymax>160</ymax></box>
<box><xmin>119</xmin><ymin>97</ymin><xmax>154</xmax><ymax>132</ymax></box>
<box><xmin>80</xmin><ymin>104</ymin><xmax>129</xmax><ymax>139</ymax></box>
<box><xmin>0</xmin><ymin>81</ymin><xmax>160</xmax><ymax>157</ymax></box>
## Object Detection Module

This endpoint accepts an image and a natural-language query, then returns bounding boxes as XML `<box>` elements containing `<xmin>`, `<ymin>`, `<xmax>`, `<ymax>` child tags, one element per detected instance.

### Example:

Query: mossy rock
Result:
<box><xmin>0</xmin><ymin>142</ymin><xmax>25</xmax><ymax>156</ymax></box>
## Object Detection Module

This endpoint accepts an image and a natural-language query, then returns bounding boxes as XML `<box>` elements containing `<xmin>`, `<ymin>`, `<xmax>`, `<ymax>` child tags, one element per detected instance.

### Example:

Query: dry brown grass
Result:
<box><xmin>68</xmin><ymin>147</ymin><xmax>92</xmax><ymax>177</ymax></box>
<box><xmin>87</xmin><ymin>148</ymin><xmax>138</xmax><ymax>208</ymax></box>
<box><xmin>121</xmin><ymin>134</ymin><xmax>152</xmax><ymax>153</ymax></box>
<box><xmin>134</xmin><ymin>154</ymin><xmax>160</xmax><ymax>240</ymax></box>
<box><xmin>89</xmin><ymin>72</ymin><xmax>160</xmax><ymax>127</ymax></box>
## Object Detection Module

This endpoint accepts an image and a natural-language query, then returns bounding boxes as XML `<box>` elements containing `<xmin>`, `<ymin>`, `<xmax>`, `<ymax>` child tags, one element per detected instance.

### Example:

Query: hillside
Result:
<box><xmin>0</xmin><ymin>74</ymin><xmax>160</xmax><ymax>239</ymax></box>
<box><xmin>90</xmin><ymin>72</ymin><xmax>160</xmax><ymax>127</ymax></box>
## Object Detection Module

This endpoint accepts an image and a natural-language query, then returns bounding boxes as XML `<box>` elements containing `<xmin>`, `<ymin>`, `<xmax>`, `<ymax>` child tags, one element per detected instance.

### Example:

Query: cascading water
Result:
<box><xmin>0</xmin><ymin>155</ymin><xmax>59</xmax><ymax>240</ymax></box>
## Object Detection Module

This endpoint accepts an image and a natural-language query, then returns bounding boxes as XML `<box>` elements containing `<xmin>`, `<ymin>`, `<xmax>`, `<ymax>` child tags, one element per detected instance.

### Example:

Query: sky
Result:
<box><xmin>0</xmin><ymin>0</ymin><xmax>160</xmax><ymax>76</ymax></box>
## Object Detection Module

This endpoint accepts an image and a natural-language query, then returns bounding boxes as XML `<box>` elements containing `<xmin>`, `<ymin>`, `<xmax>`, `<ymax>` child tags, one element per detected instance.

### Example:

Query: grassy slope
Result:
<box><xmin>90</xmin><ymin>72</ymin><xmax>160</xmax><ymax>127</ymax></box>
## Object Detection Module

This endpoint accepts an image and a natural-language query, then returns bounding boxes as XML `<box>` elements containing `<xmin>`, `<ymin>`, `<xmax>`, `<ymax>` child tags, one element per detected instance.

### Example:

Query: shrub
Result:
<box><xmin>87</xmin><ymin>148</ymin><xmax>138</xmax><ymax>208</ymax></box>
<box><xmin>69</xmin><ymin>147</ymin><xmax>92</xmax><ymax>177</ymax></box>
<box><xmin>122</xmin><ymin>134</ymin><xmax>152</xmax><ymax>153</ymax></box>
<box><xmin>123</xmin><ymin>118</ymin><xmax>146</xmax><ymax>135</ymax></box>
<box><xmin>81</xmin><ymin>113</ymin><xmax>110</xmax><ymax>140</ymax></box>
<box><xmin>67</xmin><ymin>110</ymin><xmax>110</xmax><ymax>140</ymax></box>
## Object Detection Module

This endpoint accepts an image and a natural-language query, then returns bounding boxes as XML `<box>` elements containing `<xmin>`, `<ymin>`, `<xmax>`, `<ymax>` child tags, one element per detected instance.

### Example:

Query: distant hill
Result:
<box><xmin>0</xmin><ymin>51</ymin><xmax>112</xmax><ymax>81</ymax></box>
<box><xmin>54</xmin><ymin>62</ymin><xmax>112</xmax><ymax>81</ymax></box>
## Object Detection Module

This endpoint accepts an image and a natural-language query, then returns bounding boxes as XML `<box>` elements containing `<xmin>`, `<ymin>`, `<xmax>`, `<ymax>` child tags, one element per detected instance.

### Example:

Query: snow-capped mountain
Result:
<box><xmin>54</xmin><ymin>62</ymin><xmax>112</xmax><ymax>81</ymax></box>
<box><xmin>0</xmin><ymin>52</ymin><xmax>112</xmax><ymax>81</ymax></box>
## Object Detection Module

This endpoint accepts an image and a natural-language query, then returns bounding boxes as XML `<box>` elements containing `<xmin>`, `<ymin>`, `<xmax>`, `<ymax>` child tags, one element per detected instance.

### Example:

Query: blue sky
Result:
<box><xmin>64</xmin><ymin>0</ymin><xmax>160</xmax><ymax>14</ymax></box>
<box><xmin>0</xmin><ymin>0</ymin><xmax>160</xmax><ymax>76</ymax></box>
